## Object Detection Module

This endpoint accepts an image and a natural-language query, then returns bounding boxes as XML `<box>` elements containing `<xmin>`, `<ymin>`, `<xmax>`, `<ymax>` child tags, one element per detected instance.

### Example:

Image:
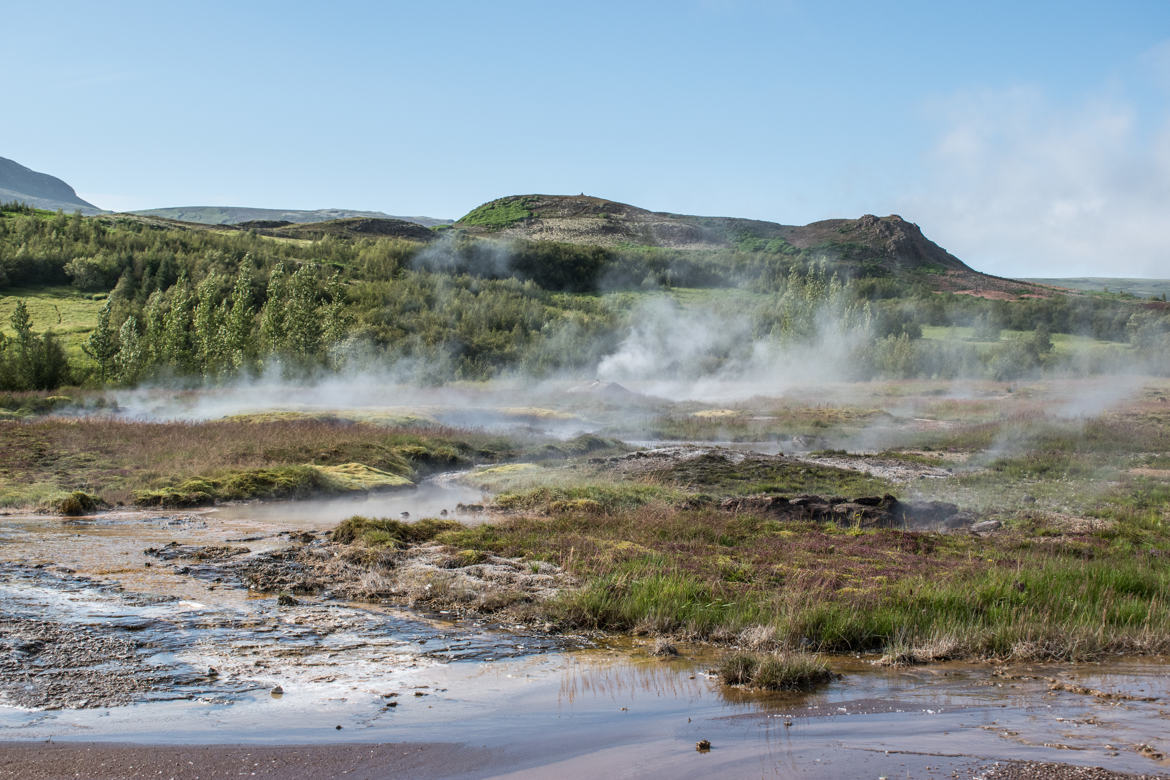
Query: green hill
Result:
<box><xmin>454</xmin><ymin>194</ymin><xmax>1041</xmax><ymax>296</ymax></box>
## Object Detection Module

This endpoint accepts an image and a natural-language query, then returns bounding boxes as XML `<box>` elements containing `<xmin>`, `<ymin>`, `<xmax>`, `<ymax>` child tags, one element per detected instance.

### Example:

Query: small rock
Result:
<box><xmin>696</xmin><ymin>739</ymin><xmax>711</xmax><ymax>753</ymax></box>
<box><xmin>270</xmin><ymin>686</ymin><xmax>283</xmax><ymax>697</ymax></box>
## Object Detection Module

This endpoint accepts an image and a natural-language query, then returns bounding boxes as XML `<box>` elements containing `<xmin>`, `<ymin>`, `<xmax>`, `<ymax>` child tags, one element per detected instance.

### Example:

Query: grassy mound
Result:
<box><xmin>134</xmin><ymin>463</ymin><xmax>412</xmax><ymax>507</ymax></box>
<box><xmin>332</xmin><ymin>516</ymin><xmax>462</xmax><ymax>548</ymax></box>
<box><xmin>56</xmin><ymin>490</ymin><xmax>104</xmax><ymax>516</ymax></box>
<box><xmin>316</xmin><ymin>463</ymin><xmax>413</xmax><ymax>491</ymax></box>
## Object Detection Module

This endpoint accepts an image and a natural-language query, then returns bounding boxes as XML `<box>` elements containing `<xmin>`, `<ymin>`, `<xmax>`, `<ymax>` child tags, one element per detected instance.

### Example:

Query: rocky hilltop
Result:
<box><xmin>0</xmin><ymin>156</ymin><xmax>102</xmax><ymax>214</ymax></box>
<box><xmin>457</xmin><ymin>194</ymin><xmax>969</xmax><ymax>271</ymax></box>
<box><xmin>454</xmin><ymin>194</ymin><xmax>1047</xmax><ymax>295</ymax></box>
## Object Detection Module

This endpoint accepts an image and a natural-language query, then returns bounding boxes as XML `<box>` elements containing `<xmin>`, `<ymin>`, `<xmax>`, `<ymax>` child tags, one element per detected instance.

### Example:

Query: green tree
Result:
<box><xmin>225</xmin><ymin>261</ymin><xmax>257</xmax><ymax>370</ymax></box>
<box><xmin>9</xmin><ymin>301</ymin><xmax>36</xmax><ymax>388</ymax></box>
<box><xmin>285</xmin><ymin>265</ymin><xmax>323</xmax><ymax>363</ymax></box>
<box><xmin>322</xmin><ymin>273</ymin><xmax>350</xmax><ymax>347</ymax></box>
<box><xmin>193</xmin><ymin>273</ymin><xmax>226</xmax><ymax>372</ymax></box>
<box><xmin>162</xmin><ymin>275</ymin><xmax>196</xmax><ymax>371</ymax></box>
<box><xmin>83</xmin><ymin>299</ymin><xmax>119</xmax><ymax>382</ymax></box>
<box><xmin>259</xmin><ymin>263</ymin><xmax>289</xmax><ymax>356</ymax></box>
<box><xmin>116</xmin><ymin>315</ymin><xmax>143</xmax><ymax>384</ymax></box>
<box><xmin>142</xmin><ymin>290</ymin><xmax>167</xmax><ymax>368</ymax></box>
<box><xmin>0</xmin><ymin>302</ymin><xmax>71</xmax><ymax>390</ymax></box>
<box><xmin>32</xmin><ymin>332</ymin><xmax>70</xmax><ymax>389</ymax></box>
<box><xmin>1030</xmin><ymin>323</ymin><xmax>1054</xmax><ymax>355</ymax></box>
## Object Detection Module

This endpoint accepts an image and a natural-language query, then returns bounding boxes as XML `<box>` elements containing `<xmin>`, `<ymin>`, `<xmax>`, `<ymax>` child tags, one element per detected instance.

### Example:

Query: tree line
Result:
<box><xmin>1</xmin><ymin>206</ymin><xmax>1167</xmax><ymax>389</ymax></box>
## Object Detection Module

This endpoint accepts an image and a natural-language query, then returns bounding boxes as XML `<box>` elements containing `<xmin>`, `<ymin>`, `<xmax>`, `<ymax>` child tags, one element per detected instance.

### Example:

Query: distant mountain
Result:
<box><xmin>0</xmin><ymin>156</ymin><xmax>102</xmax><ymax>214</ymax></box>
<box><xmin>132</xmin><ymin>206</ymin><xmax>451</xmax><ymax>228</ymax></box>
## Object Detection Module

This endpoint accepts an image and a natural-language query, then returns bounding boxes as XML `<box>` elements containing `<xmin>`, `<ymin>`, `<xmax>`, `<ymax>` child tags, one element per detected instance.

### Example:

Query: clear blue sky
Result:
<box><xmin>7</xmin><ymin>0</ymin><xmax>1170</xmax><ymax>276</ymax></box>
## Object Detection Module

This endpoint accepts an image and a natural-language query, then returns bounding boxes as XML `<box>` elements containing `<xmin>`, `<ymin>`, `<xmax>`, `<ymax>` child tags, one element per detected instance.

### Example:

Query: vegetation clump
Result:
<box><xmin>56</xmin><ymin>491</ymin><xmax>104</xmax><ymax>516</ymax></box>
<box><xmin>332</xmin><ymin>516</ymin><xmax>461</xmax><ymax>548</ymax></box>
<box><xmin>494</xmin><ymin>483</ymin><xmax>674</xmax><ymax>513</ymax></box>
<box><xmin>717</xmin><ymin>652</ymin><xmax>834</xmax><ymax>691</ymax></box>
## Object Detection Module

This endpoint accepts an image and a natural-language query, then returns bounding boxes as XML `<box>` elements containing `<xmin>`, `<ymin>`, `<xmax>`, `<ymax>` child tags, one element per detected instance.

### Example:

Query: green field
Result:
<box><xmin>0</xmin><ymin>286</ymin><xmax>104</xmax><ymax>364</ymax></box>
<box><xmin>919</xmin><ymin>324</ymin><xmax>1128</xmax><ymax>357</ymax></box>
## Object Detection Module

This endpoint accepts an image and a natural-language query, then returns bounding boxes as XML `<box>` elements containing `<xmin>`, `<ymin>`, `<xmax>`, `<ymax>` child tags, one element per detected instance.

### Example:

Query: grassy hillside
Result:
<box><xmin>1023</xmin><ymin>277</ymin><xmax>1170</xmax><ymax>299</ymax></box>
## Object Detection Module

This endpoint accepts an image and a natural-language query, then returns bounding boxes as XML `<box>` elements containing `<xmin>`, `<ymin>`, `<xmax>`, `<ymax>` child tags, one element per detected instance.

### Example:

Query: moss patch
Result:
<box><xmin>332</xmin><ymin>516</ymin><xmax>462</xmax><ymax>548</ymax></box>
<box><xmin>134</xmin><ymin>462</ymin><xmax>410</xmax><ymax>507</ymax></box>
<box><xmin>317</xmin><ymin>462</ymin><xmax>413</xmax><ymax>491</ymax></box>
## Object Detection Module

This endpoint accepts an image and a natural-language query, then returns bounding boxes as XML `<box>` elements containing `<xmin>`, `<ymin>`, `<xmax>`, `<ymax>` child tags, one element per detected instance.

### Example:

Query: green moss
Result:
<box><xmin>316</xmin><ymin>462</ymin><xmax>413</xmax><ymax>491</ymax></box>
<box><xmin>133</xmin><ymin>462</ymin><xmax>409</xmax><ymax>507</ymax></box>
<box><xmin>454</xmin><ymin>548</ymin><xmax>490</xmax><ymax>566</ymax></box>
<box><xmin>332</xmin><ymin>515</ymin><xmax>462</xmax><ymax>548</ymax></box>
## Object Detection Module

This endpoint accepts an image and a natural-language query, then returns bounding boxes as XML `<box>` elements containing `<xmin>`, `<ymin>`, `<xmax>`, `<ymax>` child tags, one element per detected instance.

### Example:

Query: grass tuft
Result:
<box><xmin>717</xmin><ymin>652</ymin><xmax>834</xmax><ymax>691</ymax></box>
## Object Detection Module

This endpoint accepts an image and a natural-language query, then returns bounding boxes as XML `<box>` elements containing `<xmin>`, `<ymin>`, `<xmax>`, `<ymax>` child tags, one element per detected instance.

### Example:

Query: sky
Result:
<box><xmin>5</xmin><ymin>0</ymin><xmax>1169</xmax><ymax>277</ymax></box>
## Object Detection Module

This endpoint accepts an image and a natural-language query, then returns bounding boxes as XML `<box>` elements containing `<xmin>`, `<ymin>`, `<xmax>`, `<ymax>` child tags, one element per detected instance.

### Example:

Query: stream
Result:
<box><xmin>1</xmin><ymin>471</ymin><xmax>1169</xmax><ymax>777</ymax></box>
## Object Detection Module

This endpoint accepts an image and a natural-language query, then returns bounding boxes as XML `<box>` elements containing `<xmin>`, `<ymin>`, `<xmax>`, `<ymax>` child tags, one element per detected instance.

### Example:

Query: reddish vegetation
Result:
<box><xmin>933</xmin><ymin>270</ymin><xmax>1058</xmax><ymax>300</ymax></box>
